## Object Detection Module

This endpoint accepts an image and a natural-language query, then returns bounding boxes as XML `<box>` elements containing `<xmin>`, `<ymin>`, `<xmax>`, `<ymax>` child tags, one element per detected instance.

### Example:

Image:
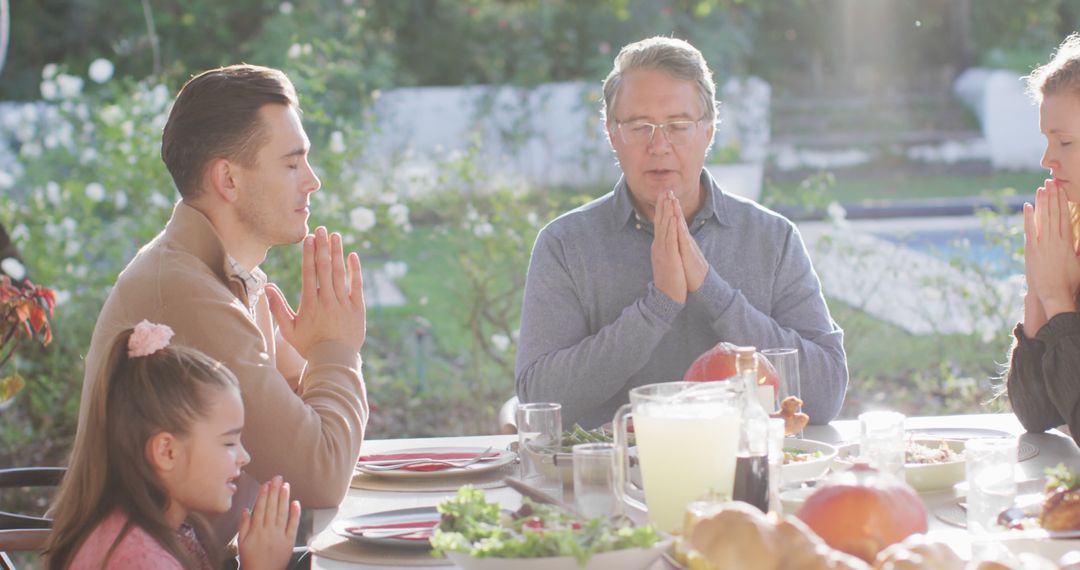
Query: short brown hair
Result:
<box><xmin>161</xmin><ymin>64</ymin><xmax>299</xmax><ymax>199</ymax></box>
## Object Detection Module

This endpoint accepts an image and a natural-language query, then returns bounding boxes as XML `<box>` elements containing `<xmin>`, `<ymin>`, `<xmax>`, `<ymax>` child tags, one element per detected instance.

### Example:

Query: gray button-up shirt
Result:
<box><xmin>515</xmin><ymin>170</ymin><xmax>848</xmax><ymax>429</ymax></box>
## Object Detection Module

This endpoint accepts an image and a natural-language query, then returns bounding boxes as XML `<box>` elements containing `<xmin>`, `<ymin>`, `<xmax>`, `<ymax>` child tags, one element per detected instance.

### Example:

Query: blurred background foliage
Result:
<box><xmin>0</xmin><ymin>0</ymin><xmax>1074</xmax><ymax>472</ymax></box>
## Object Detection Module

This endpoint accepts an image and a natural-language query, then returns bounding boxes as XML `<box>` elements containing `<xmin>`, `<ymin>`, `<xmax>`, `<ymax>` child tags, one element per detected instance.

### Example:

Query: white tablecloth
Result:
<box><xmin>310</xmin><ymin>413</ymin><xmax>1079</xmax><ymax>569</ymax></box>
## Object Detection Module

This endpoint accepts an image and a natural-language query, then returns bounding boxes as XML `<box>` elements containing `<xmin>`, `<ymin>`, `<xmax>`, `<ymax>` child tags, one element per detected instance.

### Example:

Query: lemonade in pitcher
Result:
<box><xmin>613</xmin><ymin>382</ymin><xmax>742</xmax><ymax>534</ymax></box>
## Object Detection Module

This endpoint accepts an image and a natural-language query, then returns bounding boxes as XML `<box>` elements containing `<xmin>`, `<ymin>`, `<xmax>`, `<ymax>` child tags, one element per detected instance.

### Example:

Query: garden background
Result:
<box><xmin>0</xmin><ymin>0</ymin><xmax>1072</xmax><ymax>472</ymax></box>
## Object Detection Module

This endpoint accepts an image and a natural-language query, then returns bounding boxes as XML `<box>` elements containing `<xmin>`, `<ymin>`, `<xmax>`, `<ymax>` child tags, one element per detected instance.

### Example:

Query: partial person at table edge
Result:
<box><xmin>77</xmin><ymin>64</ymin><xmax>370</xmax><ymax>549</ymax></box>
<box><xmin>1005</xmin><ymin>33</ymin><xmax>1080</xmax><ymax>447</ymax></box>
<box><xmin>514</xmin><ymin>36</ymin><xmax>848</xmax><ymax>430</ymax></box>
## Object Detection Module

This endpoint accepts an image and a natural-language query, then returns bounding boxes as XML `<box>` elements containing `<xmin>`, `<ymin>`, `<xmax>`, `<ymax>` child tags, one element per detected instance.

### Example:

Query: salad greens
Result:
<box><xmin>431</xmin><ymin>486</ymin><xmax>659</xmax><ymax>565</ymax></box>
<box><xmin>560</xmin><ymin>424</ymin><xmax>633</xmax><ymax>452</ymax></box>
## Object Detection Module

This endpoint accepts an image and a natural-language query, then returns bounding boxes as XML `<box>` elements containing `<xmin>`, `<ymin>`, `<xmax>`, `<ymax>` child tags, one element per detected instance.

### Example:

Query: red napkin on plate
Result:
<box><xmin>356</xmin><ymin>451</ymin><xmax>499</xmax><ymax>472</ymax></box>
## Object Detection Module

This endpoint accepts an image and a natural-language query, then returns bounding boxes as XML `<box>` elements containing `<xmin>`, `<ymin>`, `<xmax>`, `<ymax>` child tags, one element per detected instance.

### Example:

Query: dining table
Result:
<box><xmin>310</xmin><ymin>413</ymin><xmax>1080</xmax><ymax>569</ymax></box>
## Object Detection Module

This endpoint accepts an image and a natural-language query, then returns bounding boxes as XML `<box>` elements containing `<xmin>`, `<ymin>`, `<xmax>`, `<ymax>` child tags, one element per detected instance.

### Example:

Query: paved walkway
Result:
<box><xmin>798</xmin><ymin>215</ymin><xmax>1024</xmax><ymax>339</ymax></box>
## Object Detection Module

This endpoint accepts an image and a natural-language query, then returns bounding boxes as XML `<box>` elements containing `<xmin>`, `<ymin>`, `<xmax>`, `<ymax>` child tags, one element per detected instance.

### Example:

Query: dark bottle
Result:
<box><xmin>732</xmin><ymin>347</ymin><xmax>770</xmax><ymax>512</ymax></box>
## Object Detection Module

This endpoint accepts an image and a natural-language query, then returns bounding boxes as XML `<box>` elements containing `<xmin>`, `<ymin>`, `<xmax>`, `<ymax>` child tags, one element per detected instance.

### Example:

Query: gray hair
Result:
<box><xmin>1027</xmin><ymin>33</ymin><xmax>1080</xmax><ymax>101</ymax></box>
<box><xmin>601</xmin><ymin>36</ymin><xmax>718</xmax><ymax>125</ymax></box>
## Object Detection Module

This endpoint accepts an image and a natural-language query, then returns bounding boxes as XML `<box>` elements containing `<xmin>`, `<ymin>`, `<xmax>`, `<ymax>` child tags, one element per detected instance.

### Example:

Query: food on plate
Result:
<box><xmin>430</xmin><ymin>486</ymin><xmax>658</xmax><ymax>564</ymax></box>
<box><xmin>783</xmin><ymin>447</ymin><xmax>823</xmax><ymax>464</ymax></box>
<box><xmin>771</xmin><ymin>396</ymin><xmax>810</xmax><ymax>436</ymax></box>
<box><xmin>559</xmin><ymin>423</ymin><xmax>633</xmax><ymax>452</ymax></box>
<box><xmin>1040</xmin><ymin>463</ymin><xmax>1080</xmax><ymax>532</ymax></box>
<box><xmin>683</xmin><ymin>342</ymin><xmax>780</xmax><ymax>397</ymax></box>
<box><xmin>796</xmin><ymin>464</ymin><xmax>928</xmax><ymax>562</ymax></box>
<box><xmin>872</xmin><ymin>534</ymin><xmax>965</xmax><ymax>570</ymax></box>
<box><xmin>685</xmin><ymin>502</ymin><xmax>870</xmax><ymax>570</ymax></box>
<box><xmin>903</xmin><ymin>439</ymin><xmax>962</xmax><ymax>465</ymax></box>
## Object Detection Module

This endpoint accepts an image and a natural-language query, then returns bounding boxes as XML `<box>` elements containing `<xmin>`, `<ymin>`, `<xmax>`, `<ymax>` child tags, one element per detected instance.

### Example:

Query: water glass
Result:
<box><xmin>767</xmin><ymin>417</ymin><xmax>785</xmax><ymax>514</ymax></box>
<box><xmin>517</xmin><ymin>402</ymin><xmax>563</xmax><ymax>499</ymax></box>
<box><xmin>761</xmin><ymin>348</ymin><xmax>801</xmax><ymax>435</ymax></box>
<box><xmin>965</xmin><ymin>437</ymin><xmax>1018</xmax><ymax>534</ymax></box>
<box><xmin>859</xmin><ymin>411</ymin><xmax>905</xmax><ymax>478</ymax></box>
<box><xmin>572</xmin><ymin>443</ymin><xmax>618</xmax><ymax>519</ymax></box>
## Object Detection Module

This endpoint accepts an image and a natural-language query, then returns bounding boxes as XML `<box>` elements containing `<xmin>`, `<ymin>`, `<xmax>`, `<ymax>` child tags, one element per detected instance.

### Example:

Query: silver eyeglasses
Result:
<box><xmin>615</xmin><ymin>118</ymin><xmax>706</xmax><ymax>146</ymax></box>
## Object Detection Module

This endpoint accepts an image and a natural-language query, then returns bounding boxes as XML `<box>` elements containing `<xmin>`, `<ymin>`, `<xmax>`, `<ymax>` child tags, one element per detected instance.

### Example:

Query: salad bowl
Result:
<box><xmin>833</xmin><ymin>438</ymin><xmax>965</xmax><ymax>492</ymax></box>
<box><xmin>444</xmin><ymin>539</ymin><xmax>674</xmax><ymax>570</ymax></box>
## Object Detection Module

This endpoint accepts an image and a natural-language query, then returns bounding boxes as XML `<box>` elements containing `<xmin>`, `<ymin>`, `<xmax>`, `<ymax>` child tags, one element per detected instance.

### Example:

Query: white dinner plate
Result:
<box><xmin>356</xmin><ymin>446</ymin><xmax>516</xmax><ymax>479</ymax></box>
<box><xmin>330</xmin><ymin>506</ymin><xmax>440</xmax><ymax>550</ymax></box>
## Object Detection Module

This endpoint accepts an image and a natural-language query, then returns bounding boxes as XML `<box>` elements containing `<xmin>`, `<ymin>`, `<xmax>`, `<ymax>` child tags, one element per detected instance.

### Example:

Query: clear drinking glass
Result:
<box><xmin>761</xmin><ymin>348</ymin><xmax>801</xmax><ymax>436</ymax></box>
<box><xmin>517</xmin><ymin>402</ymin><xmax>563</xmax><ymax>499</ymax></box>
<box><xmin>858</xmin><ymin>411</ymin><xmax>905</xmax><ymax>478</ymax></box>
<box><xmin>572</xmin><ymin>443</ymin><xmax>618</xmax><ymax>519</ymax></box>
<box><xmin>965</xmin><ymin>437</ymin><xmax>1018</xmax><ymax>534</ymax></box>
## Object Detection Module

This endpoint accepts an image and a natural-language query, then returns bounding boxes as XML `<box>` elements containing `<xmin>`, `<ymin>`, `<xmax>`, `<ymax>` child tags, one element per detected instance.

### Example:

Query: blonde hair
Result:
<box><xmin>45</xmin><ymin>330</ymin><xmax>239</xmax><ymax>570</ymax></box>
<box><xmin>1027</xmin><ymin>33</ymin><xmax>1080</xmax><ymax>240</ymax></box>
<box><xmin>601</xmin><ymin>36</ymin><xmax>718</xmax><ymax>126</ymax></box>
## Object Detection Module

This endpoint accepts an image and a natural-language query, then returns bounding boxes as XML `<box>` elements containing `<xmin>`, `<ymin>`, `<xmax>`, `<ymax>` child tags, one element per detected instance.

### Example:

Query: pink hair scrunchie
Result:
<box><xmin>127</xmin><ymin>320</ymin><xmax>174</xmax><ymax>358</ymax></box>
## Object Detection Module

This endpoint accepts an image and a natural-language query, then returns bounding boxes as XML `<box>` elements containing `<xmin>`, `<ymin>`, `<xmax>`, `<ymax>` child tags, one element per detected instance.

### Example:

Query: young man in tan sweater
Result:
<box><xmin>78</xmin><ymin>64</ymin><xmax>368</xmax><ymax>546</ymax></box>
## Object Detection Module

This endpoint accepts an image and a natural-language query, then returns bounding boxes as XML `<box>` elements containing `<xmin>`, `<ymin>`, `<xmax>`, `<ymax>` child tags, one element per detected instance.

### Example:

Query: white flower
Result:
<box><xmin>0</xmin><ymin>257</ymin><xmax>26</xmax><ymax>280</ymax></box>
<box><xmin>53</xmin><ymin>289</ymin><xmax>71</xmax><ymax>306</ymax></box>
<box><xmin>60</xmin><ymin>217</ymin><xmax>77</xmax><ymax>233</ymax></box>
<box><xmin>526</xmin><ymin>212</ymin><xmax>539</xmax><ymax>226</ymax></box>
<box><xmin>11</xmin><ymin>224</ymin><xmax>28</xmax><ymax>241</ymax></box>
<box><xmin>388</xmin><ymin>203</ymin><xmax>409</xmax><ymax>227</ymax></box>
<box><xmin>80</xmin><ymin>147</ymin><xmax>98</xmax><ymax>164</ymax></box>
<box><xmin>88</xmin><ymin>58</ymin><xmax>114</xmax><ymax>84</ymax></box>
<box><xmin>42</xmin><ymin>63</ymin><xmax>59</xmax><ymax>79</ymax></box>
<box><xmin>85</xmin><ymin>182</ymin><xmax>106</xmax><ymax>202</ymax></box>
<box><xmin>100</xmin><ymin>105</ymin><xmax>123</xmax><ymax>125</ymax></box>
<box><xmin>279</xmin><ymin>2</ymin><xmax>293</xmax><ymax>14</ymax></box>
<box><xmin>43</xmin><ymin>134</ymin><xmax>58</xmax><ymax>149</ymax></box>
<box><xmin>383</xmin><ymin>261</ymin><xmax>408</xmax><ymax>279</ymax></box>
<box><xmin>150</xmin><ymin>192</ymin><xmax>173</xmax><ymax>209</ymax></box>
<box><xmin>329</xmin><ymin>130</ymin><xmax>346</xmax><ymax>154</ymax></box>
<box><xmin>826</xmin><ymin>201</ymin><xmax>847</xmax><ymax>224</ymax></box>
<box><xmin>490</xmin><ymin>333</ymin><xmax>510</xmax><ymax>352</ymax></box>
<box><xmin>40</xmin><ymin>80</ymin><xmax>58</xmax><ymax>100</ymax></box>
<box><xmin>473</xmin><ymin>222</ymin><xmax>494</xmax><ymax>237</ymax></box>
<box><xmin>114</xmin><ymin>191</ymin><xmax>128</xmax><ymax>209</ymax></box>
<box><xmin>20</xmin><ymin>142</ymin><xmax>42</xmax><ymax>158</ymax></box>
<box><xmin>64</xmin><ymin>240</ymin><xmax>80</xmax><ymax>257</ymax></box>
<box><xmin>121</xmin><ymin>120</ymin><xmax>134</xmax><ymax>138</ymax></box>
<box><xmin>55</xmin><ymin>74</ymin><xmax>84</xmax><ymax>99</ymax></box>
<box><xmin>0</xmin><ymin>171</ymin><xmax>13</xmax><ymax>190</ymax></box>
<box><xmin>287</xmin><ymin>43</ymin><xmax>303</xmax><ymax>59</ymax></box>
<box><xmin>45</xmin><ymin>181</ymin><xmax>61</xmax><ymax>204</ymax></box>
<box><xmin>349</xmin><ymin>207</ymin><xmax>376</xmax><ymax>231</ymax></box>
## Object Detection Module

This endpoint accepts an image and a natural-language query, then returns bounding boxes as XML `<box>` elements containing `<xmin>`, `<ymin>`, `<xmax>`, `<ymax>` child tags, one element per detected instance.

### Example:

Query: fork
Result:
<box><xmin>358</xmin><ymin>447</ymin><xmax>495</xmax><ymax>471</ymax></box>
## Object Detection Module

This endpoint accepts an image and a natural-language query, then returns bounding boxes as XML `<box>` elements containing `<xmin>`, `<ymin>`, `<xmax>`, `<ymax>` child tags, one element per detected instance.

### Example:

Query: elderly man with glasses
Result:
<box><xmin>514</xmin><ymin>37</ymin><xmax>848</xmax><ymax>429</ymax></box>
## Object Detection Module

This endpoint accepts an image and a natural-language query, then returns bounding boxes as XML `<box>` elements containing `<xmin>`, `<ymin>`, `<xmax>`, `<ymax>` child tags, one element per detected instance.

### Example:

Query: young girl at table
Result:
<box><xmin>1006</xmin><ymin>33</ymin><xmax>1080</xmax><ymax>447</ymax></box>
<box><xmin>44</xmin><ymin>321</ymin><xmax>301</xmax><ymax>569</ymax></box>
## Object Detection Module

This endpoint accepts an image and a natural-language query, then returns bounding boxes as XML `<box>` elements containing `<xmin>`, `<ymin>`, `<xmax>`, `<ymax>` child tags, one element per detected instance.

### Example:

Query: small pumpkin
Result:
<box><xmin>796</xmin><ymin>464</ymin><xmax>928</xmax><ymax>562</ymax></box>
<box><xmin>683</xmin><ymin>342</ymin><xmax>780</xmax><ymax>398</ymax></box>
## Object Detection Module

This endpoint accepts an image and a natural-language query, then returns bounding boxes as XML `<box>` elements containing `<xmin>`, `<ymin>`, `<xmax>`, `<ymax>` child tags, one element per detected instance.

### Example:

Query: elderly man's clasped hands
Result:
<box><xmin>651</xmin><ymin>191</ymin><xmax>709</xmax><ymax>304</ymax></box>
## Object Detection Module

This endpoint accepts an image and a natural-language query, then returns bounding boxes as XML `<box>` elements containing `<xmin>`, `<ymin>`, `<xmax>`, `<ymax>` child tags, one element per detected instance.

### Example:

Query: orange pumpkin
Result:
<box><xmin>796</xmin><ymin>464</ymin><xmax>928</xmax><ymax>562</ymax></box>
<box><xmin>683</xmin><ymin>342</ymin><xmax>780</xmax><ymax>397</ymax></box>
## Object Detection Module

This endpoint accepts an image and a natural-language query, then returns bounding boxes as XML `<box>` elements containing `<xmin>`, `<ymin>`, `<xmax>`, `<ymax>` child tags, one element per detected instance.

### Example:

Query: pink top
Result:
<box><xmin>68</xmin><ymin>510</ymin><xmax>211</xmax><ymax>570</ymax></box>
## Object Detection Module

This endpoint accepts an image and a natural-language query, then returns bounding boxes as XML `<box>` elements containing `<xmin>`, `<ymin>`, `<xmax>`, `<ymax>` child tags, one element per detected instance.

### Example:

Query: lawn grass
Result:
<box><xmin>765</xmin><ymin>169</ymin><xmax>1046</xmax><ymax>204</ymax></box>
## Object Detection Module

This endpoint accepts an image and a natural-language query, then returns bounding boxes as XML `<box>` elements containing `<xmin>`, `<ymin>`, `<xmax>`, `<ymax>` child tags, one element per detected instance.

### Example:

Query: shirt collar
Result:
<box><xmin>611</xmin><ymin>169</ymin><xmax>730</xmax><ymax>230</ymax></box>
<box><xmin>226</xmin><ymin>255</ymin><xmax>267</xmax><ymax>309</ymax></box>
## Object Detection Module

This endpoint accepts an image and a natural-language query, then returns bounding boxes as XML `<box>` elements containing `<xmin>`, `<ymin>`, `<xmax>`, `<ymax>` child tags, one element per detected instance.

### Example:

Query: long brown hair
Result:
<box><xmin>1027</xmin><ymin>33</ymin><xmax>1080</xmax><ymax>242</ymax></box>
<box><xmin>44</xmin><ymin>329</ymin><xmax>239</xmax><ymax>570</ymax></box>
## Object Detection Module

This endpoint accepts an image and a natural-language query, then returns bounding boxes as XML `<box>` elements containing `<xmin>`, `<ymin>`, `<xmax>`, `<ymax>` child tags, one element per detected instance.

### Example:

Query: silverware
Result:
<box><xmin>358</xmin><ymin>447</ymin><xmax>495</xmax><ymax>471</ymax></box>
<box><xmin>347</xmin><ymin>525</ymin><xmax>435</xmax><ymax>539</ymax></box>
<box><xmin>503</xmin><ymin>476</ymin><xmax>585</xmax><ymax>518</ymax></box>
